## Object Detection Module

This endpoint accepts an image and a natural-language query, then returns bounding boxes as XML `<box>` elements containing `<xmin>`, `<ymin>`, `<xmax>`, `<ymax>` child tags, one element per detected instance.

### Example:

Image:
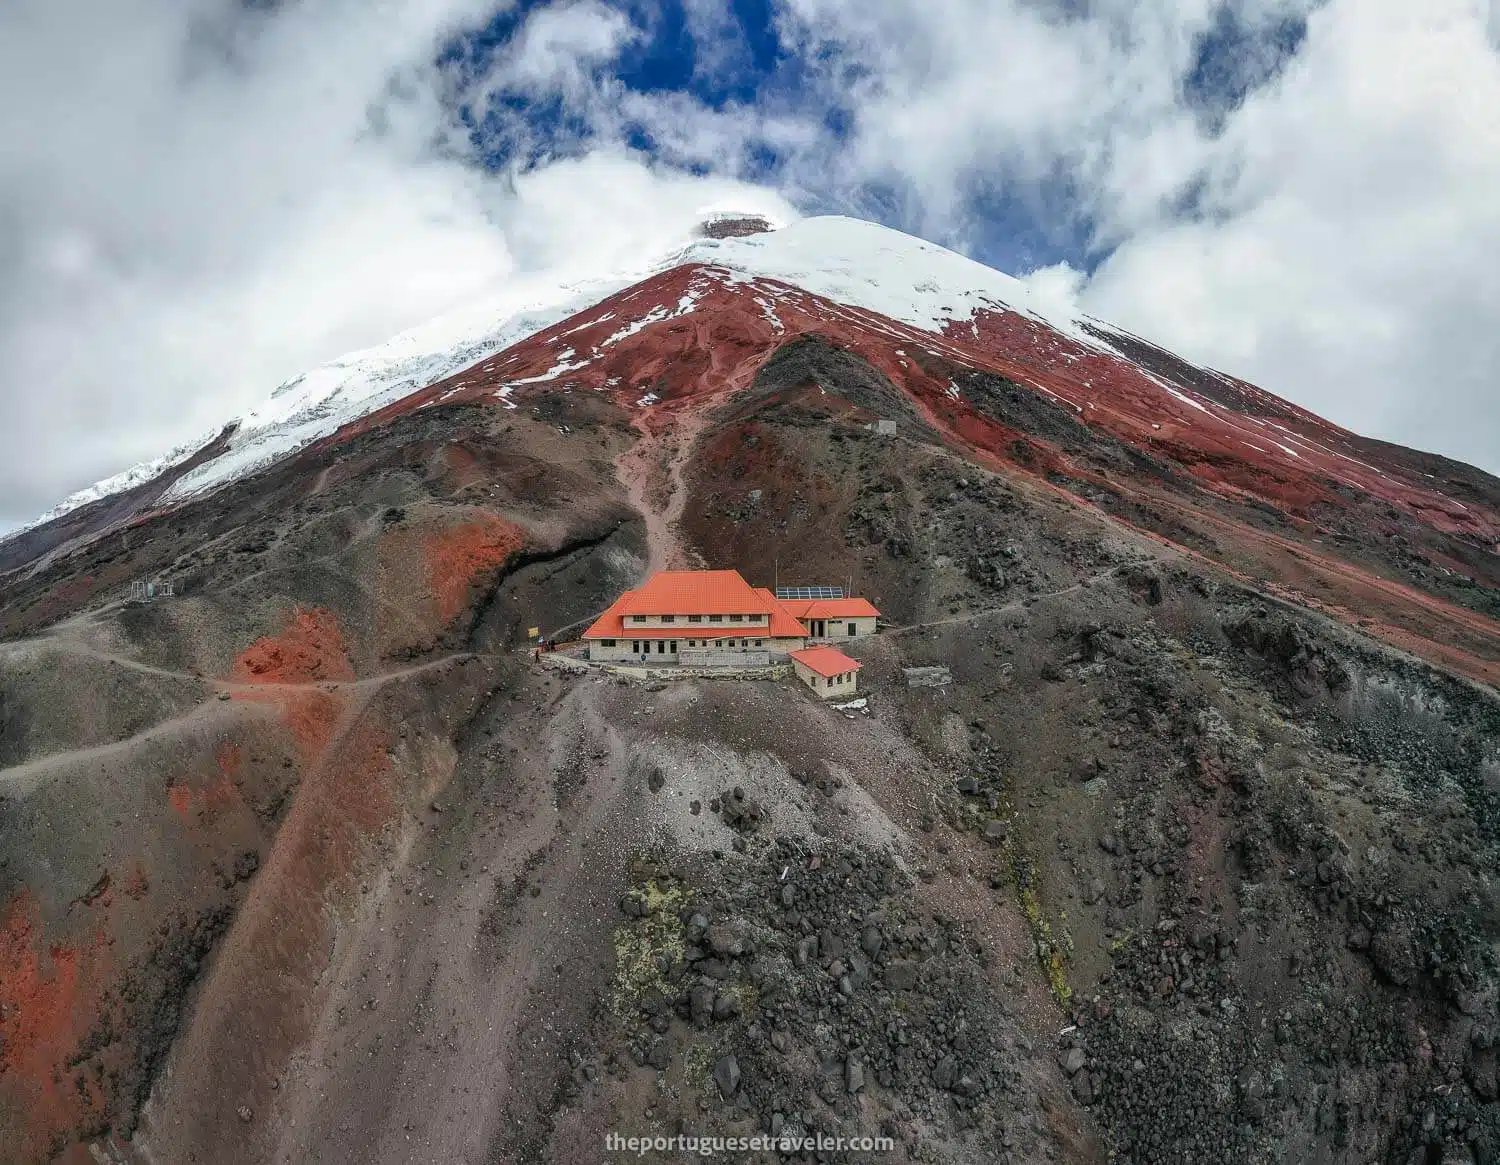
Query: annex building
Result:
<box><xmin>583</xmin><ymin>570</ymin><xmax>878</xmax><ymax>667</ymax></box>
<box><xmin>789</xmin><ymin>644</ymin><xmax>863</xmax><ymax>699</ymax></box>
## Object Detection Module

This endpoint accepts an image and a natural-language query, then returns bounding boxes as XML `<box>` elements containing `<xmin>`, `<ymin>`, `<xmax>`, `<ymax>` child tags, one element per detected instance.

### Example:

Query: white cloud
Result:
<box><xmin>0</xmin><ymin>0</ymin><xmax>514</xmax><ymax>526</ymax></box>
<box><xmin>0</xmin><ymin>0</ymin><xmax>792</xmax><ymax>530</ymax></box>
<box><xmin>479</xmin><ymin>0</ymin><xmax>639</xmax><ymax>94</ymax></box>
<box><xmin>1079</xmin><ymin>0</ymin><xmax>1500</xmax><ymax>471</ymax></box>
<box><xmin>495</xmin><ymin>149</ymin><xmax>797</xmax><ymax>274</ymax></box>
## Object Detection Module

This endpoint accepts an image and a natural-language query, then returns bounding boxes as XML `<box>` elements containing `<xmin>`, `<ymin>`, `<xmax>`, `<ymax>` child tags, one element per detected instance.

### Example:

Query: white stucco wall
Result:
<box><xmin>588</xmin><ymin>634</ymin><xmax>798</xmax><ymax>663</ymax></box>
<box><xmin>804</xmin><ymin>615</ymin><xmax>878</xmax><ymax>641</ymax></box>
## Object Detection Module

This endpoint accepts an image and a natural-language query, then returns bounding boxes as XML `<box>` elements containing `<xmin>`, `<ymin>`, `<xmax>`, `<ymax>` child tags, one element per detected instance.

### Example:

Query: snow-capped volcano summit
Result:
<box><xmin>6</xmin><ymin>209</ymin><xmax>1499</xmax><ymax>692</ymax></box>
<box><xmin>17</xmin><ymin>216</ymin><xmax>1109</xmax><ymax>535</ymax></box>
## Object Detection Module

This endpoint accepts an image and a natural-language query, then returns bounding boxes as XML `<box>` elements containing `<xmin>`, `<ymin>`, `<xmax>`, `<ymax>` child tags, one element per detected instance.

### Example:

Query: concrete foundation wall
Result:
<box><xmin>679</xmin><ymin>649</ymin><xmax>770</xmax><ymax>668</ymax></box>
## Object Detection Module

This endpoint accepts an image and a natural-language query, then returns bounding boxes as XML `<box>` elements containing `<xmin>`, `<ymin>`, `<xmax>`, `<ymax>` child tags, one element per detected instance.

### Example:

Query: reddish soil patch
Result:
<box><xmin>217</xmin><ymin>742</ymin><xmax>243</xmax><ymax>777</ymax></box>
<box><xmin>0</xmin><ymin>892</ymin><xmax>107</xmax><ymax>1161</ymax></box>
<box><xmin>166</xmin><ymin>770</ymin><xmax>241</xmax><ymax>826</ymax></box>
<box><xmin>147</xmin><ymin>710</ymin><xmax>399</xmax><ymax>1155</ymax></box>
<box><xmin>424</xmin><ymin>515</ymin><xmax>526</xmax><ymax>625</ymax></box>
<box><xmin>229</xmin><ymin>687</ymin><xmax>343</xmax><ymax>765</ymax></box>
<box><xmin>167</xmin><ymin>782</ymin><xmax>193</xmax><ymax>819</ymax></box>
<box><xmin>231</xmin><ymin>607</ymin><xmax>355</xmax><ymax>685</ymax></box>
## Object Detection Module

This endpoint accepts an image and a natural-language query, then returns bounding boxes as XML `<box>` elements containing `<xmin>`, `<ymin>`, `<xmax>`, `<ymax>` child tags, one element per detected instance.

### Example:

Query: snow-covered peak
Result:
<box><xmin>13</xmin><ymin>214</ymin><xmax>1099</xmax><ymax>534</ymax></box>
<box><xmin>156</xmin><ymin>271</ymin><xmax>647</xmax><ymax>504</ymax></box>
<box><xmin>673</xmin><ymin>215</ymin><xmax>1098</xmax><ymax>348</ymax></box>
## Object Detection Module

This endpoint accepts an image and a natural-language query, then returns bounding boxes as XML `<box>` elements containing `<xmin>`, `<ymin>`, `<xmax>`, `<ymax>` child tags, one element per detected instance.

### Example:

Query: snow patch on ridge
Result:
<box><xmin>10</xmin><ymin>432</ymin><xmax>220</xmax><ymax>537</ymax></box>
<box><xmin>11</xmin><ymin>215</ymin><xmax>1214</xmax><ymax>532</ymax></box>
<box><xmin>672</xmin><ymin>216</ymin><xmax>1110</xmax><ymax>352</ymax></box>
<box><xmin>158</xmin><ymin>287</ymin><xmax>632</xmax><ymax>503</ymax></box>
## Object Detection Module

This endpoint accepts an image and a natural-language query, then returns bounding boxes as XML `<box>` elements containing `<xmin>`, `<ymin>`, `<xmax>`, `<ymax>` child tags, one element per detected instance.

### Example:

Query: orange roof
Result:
<box><xmin>626</xmin><ymin>570</ymin><xmax>768</xmax><ymax>616</ymax></box>
<box><xmin>583</xmin><ymin>572</ymin><xmax>809</xmax><ymax>640</ymax></box>
<box><xmin>582</xmin><ymin>591</ymin><xmax>635</xmax><ymax>640</ymax></box>
<box><xmin>581</xmin><ymin>571</ymin><xmax>876</xmax><ymax>641</ymax></box>
<box><xmin>790</xmin><ymin>645</ymin><xmax>862</xmax><ymax>678</ymax></box>
<box><xmin>780</xmin><ymin>597</ymin><xmax>880</xmax><ymax>620</ymax></box>
<box><xmin>753</xmin><ymin>588</ymin><xmax>824</xmax><ymax>637</ymax></box>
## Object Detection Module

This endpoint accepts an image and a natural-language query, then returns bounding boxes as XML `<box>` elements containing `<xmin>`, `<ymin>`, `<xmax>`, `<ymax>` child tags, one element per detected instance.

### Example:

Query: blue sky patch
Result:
<box><xmin>438</xmin><ymin>0</ymin><xmax>1313</xmax><ymax>276</ymax></box>
<box><xmin>1184</xmin><ymin>5</ymin><xmax>1313</xmax><ymax>132</ymax></box>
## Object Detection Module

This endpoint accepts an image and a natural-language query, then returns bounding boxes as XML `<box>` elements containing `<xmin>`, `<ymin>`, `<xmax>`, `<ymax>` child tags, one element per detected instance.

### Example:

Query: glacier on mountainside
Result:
<box><xmin>669</xmin><ymin>215</ymin><xmax>1106</xmax><ymax>351</ymax></box>
<box><xmin>14</xmin><ymin>432</ymin><xmax>222</xmax><ymax>535</ymax></box>
<box><xmin>14</xmin><ymin>215</ymin><xmax>1109</xmax><ymax>532</ymax></box>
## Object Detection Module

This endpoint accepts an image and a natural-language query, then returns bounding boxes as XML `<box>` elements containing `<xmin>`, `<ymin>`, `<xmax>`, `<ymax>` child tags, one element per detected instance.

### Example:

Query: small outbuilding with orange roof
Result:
<box><xmin>789</xmin><ymin>645</ymin><xmax>863</xmax><ymax>698</ymax></box>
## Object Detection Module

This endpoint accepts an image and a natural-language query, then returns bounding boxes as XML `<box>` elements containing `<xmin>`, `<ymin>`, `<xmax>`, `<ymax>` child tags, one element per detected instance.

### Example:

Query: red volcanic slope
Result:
<box><xmin>358</xmin><ymin>261</ymin><xmax>1497</xmax><ymax>545</ymax></box>
<box><xmin>341</xmin><ymin>260</ymin><xmax>1500</xmax><ymax>682</ymax></box>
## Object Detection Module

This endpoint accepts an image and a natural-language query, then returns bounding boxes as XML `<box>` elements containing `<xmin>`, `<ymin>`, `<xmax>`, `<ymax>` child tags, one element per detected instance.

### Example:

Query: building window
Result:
<box><xmin>601</xmin><ymin>639</ymin><xmax>616</xmax><ymax>647</ymax></box>
<box><xmin>826</xmin><ymin>677</ymin><xmax>833</xmax><ymax>687</ymax></box>
<box><xmin>709</xmin><ymin>614</ymin><xmax>722</xmax><ymax>622</ymax></box>
<box><xmin>688</xmin><ymin>614</ymin><xmax>702</xmax><ymax>623</ymax></box>
<box><xmin>670</xmin><ymin>641</ymin><xmax>677</xmax><ymax>653</ymax></box>
<box><xmin>661</xmin><ymin>614</ymin><xmax>675</xmax><ymax>623</ymax></box>
<box><xmin>656</xmin><ymin>641</ymin><xmax>666</xmax><ymax>654</ymax></box>
<box><xmin>631</xmin><ymin>615</ymin><xmax>647</xmax><ymax>624</ymax></box>
<box><xmin>754</xmin><ymin>639</ymin><xmax>762</xmax><ymax>647</ymax></box>
<box><xmin>632</xmin><ymin>641</ymin><xmax>640</xmax><ymax>653</ymax></box>
<box><xmin>849</xmin><ymin>624</ymin><xmax>857</xmax><ymax>636</ymax></box>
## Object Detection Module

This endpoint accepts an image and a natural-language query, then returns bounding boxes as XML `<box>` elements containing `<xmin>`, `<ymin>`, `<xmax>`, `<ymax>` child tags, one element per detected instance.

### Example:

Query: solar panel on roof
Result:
<box><xmin>775</xmin><ymin>586</ymin><xmax>844</xmax><ymax>600</ymax></box>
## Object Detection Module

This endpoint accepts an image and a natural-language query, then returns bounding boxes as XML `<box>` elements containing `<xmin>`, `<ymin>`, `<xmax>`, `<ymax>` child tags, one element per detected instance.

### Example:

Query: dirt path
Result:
<box><xmin>610</xmin><ymin>314</ymin><xmax>778</xmax><ymax>576</ymax></box>
<box><xmin>14</xmin><ymin>635</ymin><xmax>490</xmax><ymax>692</ymax></box>
<box><xmin>884</xmin><ymin>566</ymin><xmax>1134</xmax><ymax>636</ymax></box>
<box><xmin>613</xmin><ymin>403</ymin><xmax>712</xmax><ymax>575</ymax></box>
<box><xmin>0</xmin><ymin>648</ymin><xmax>493</xmax><ymax>787</ymax></box>
<box><xmin>0</xmin><ymin>698</ymin><xmax>280</xmax><ymax>793</ymax></box>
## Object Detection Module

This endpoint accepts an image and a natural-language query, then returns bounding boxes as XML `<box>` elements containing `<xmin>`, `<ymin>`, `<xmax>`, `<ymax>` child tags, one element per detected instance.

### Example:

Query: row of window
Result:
<box><xmin>599</xmin><ymin>639</ymin><xmax>769</xmax><ymax>653</ymax></box>
<box><xmin>823</xmin><ymin>672</ymin><xmax>855</xmax><ymax>686</ymax></box>
<box><xmin>629</xmin><ymin>613</ymin><xmax>765</xmax><ymax>624</ymax></box>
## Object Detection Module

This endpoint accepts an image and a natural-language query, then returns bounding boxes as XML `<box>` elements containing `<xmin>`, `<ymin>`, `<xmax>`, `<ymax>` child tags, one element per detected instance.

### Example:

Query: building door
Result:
<box><xmin>670</xmin><ymin>641</ymin><xmax>677</xmax><ymax>654</ymax></box>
